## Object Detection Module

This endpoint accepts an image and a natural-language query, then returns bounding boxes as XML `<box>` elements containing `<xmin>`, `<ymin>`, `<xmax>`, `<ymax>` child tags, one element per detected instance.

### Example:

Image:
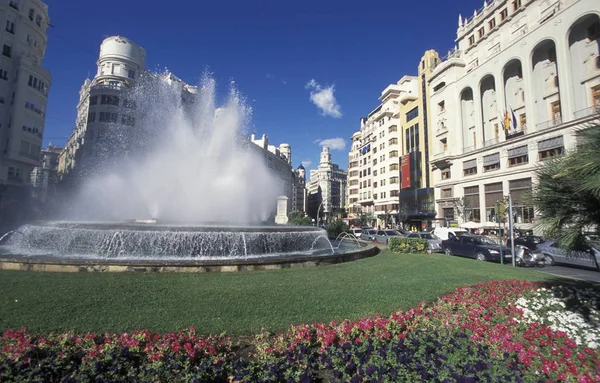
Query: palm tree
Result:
<box><xmin>532</xmin><ymin>118</ymin><xmax>600</xmax><ymax>249</ymax></box>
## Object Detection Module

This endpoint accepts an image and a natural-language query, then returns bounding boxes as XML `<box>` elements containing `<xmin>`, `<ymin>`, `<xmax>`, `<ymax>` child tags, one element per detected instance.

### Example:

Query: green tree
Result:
<box><xmin>452</xmin><ymin>196</ymin><xmax>470</xmax><ymax>222</ymax></box>
<box><xmin>288</xmin><ymin>210</ymin><xmax>312</xmax><ymax>226</ymax></box>
<box><xmin>532</xmin><ymin>119</ymin><xmax>600</xmax><ymax>249</ymax></box>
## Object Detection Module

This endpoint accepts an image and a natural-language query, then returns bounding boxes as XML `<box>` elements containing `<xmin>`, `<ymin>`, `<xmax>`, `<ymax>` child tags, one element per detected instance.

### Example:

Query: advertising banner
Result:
<box><xmin>401</xmin><ymin>154</ymin><xmax>411</xmax><ymax>189</ymax></box>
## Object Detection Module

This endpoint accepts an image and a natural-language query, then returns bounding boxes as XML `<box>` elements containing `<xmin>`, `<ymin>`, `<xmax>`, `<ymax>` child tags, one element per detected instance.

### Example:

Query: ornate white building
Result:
<box><xmin>429</xmin><ymin>0</ymin><xmax>600</xmax><ymax>230</ymax></box>
<box><xmin>308</xmin><ymin>146</ymin><xmax>347</xmax><ymax>223</ymax></box>
<box><xmin>30</xmin><ymin>142</ymin><xmax>60</xmax><ymax>203</ymax></box>
<box><xmin>0</xmin><ymin>0</ymin><xmax>50</xmax><ymax>188</ymax></box>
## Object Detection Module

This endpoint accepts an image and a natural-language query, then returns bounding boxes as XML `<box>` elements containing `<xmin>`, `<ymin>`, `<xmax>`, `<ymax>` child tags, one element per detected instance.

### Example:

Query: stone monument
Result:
<box><xmin>274</xmin><ymin>196</ymin><xmax>289</xmax><ymax>224</ymax></box>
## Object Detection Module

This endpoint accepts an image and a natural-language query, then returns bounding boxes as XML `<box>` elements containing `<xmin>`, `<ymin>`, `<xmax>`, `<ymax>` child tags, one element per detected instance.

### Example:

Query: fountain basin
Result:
<box><xmin>0</xmin><ymin>221</ymin><xmax>379</xmax><ymax>272</ymax></box>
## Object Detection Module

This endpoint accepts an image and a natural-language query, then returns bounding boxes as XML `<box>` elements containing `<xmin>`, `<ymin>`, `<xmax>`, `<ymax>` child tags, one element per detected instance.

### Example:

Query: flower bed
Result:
<box><xmin>2</xmin><ymin>280</ymin><xmax>599</xmax><ymax>382</ymax></box>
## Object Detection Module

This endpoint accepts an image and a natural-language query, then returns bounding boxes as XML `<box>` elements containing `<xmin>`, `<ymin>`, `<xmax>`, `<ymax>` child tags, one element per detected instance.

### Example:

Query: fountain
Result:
<box><xmin>0</xmin><ymin>74</ymin><xmax>376</xmax><ymax>271</ymax></box>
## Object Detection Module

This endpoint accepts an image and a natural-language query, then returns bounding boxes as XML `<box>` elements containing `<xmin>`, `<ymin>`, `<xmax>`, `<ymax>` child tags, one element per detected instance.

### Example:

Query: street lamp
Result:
<box><xmin>496</xmin><ymin>200</ymin><xmax>504</xmax><ymax>265</ymax></box>
<box><xmin>316</xmin><ymin>201</ymin><xmax>323</xmax><ymax>226</ymax></box>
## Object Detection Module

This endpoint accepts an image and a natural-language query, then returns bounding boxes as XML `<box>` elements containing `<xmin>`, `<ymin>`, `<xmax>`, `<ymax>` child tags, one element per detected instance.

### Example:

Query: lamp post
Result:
<box><xmin>496</xmin><ymin>200</ymin><xmax>504</xmax><ymax>265</ymax></box>
<box><xmin>508</xmin><ymin>194</ymin><xmax>516</xmax><ymax>267</ymax></box>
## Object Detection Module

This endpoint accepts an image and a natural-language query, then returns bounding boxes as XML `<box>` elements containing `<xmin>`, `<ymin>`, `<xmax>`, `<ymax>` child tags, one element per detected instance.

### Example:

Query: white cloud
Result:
<box><xmin>316</xmin><ymin>137</ymin><xmax>346</xmax><ymax>151</ymax></box>
<box><xmin>265</xmin><ymin>73</ymin><xmax>275</xmax><ymax>79</ymax></box>
<box><xmin>301</xmin><ymin>160</ymin><xmax>312</xmax><ymax>168</ymax></box>
<box><xmin>305</xmin><ymin>79</ymin><xmax>342</xmax><ymax>118</ymax></box>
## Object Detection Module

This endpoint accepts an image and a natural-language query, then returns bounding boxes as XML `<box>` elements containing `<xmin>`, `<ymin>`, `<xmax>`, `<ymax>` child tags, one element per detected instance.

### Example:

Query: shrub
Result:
<box><xmin>326</xmin><ymin>221</ymin><xmax>350</xmax><ymax>238</ymax></box>
<box><xmin>287</xmin><ymin>210</ymin><xmax>312</xmax><ymax>226</ymax></box>
<box><xmin>388</xmin><ymin>237</ymin><xmax>428</xmax><ymax>253</ymax></box>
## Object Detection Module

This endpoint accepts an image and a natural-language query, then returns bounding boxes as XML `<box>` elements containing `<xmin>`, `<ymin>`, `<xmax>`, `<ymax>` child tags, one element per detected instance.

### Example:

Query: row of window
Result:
<box><xmin>24</xmin><ymin>101</ymin><xmax>44</xmax><ymax>117</ymax></box>
<box><xmin>87</xmin><ymin>112</ymin><xmax>136</xmax><ymax>126</ymax></box>
<box><xmin>89</xmin><ymin>95</ymin><xmax>136</xmax><ymax>108</ymax></box>
<box><xmin>467</xmin><ymin>0</ymin><xmax>522</xmax><ymax>47</ymax></box>
<box><xmin>21</xmin><ymin>125</ymin><xmax>41</xmax><ymax>136</ymax></box>
<box><xmin>9</xmin><ymin>1</ymin><xmax>45</xmax><ymax>27</ymax></box>
<box><xmin>28</xmin><ymin>75</ymin><xmax>48</xmax><ymax>95</ymax></box>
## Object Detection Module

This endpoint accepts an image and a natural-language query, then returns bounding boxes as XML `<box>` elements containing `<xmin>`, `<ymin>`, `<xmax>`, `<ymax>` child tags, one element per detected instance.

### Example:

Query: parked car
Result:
<box><xmin>535</xmin><ymin>240</ymin><xmax>600</xmax><ymax>270</ymax></box>
<box><xmin>442</xmin><ymin>235</ymin><xmax>512</xmax><ymax>263</ymax></box>
<box><xmin>407</xmin><ymin>232</ymin><xmax>443</xmax><ymax>252</ymax></box>
<box><xmin>373</xmin><ymin>230</ymin><xmax>405</xmax><ymax>244</ymax></box>
<box><xmin>433</xmin><ymin>227</ymin><xmax>470</xmax><ymax>241</ymax></box>
<box><xmin>359</xmin><ymin>229</ymin><xmax>377</xmax><ymax>241</ymax></box>
<box><xmin>508</xmin><ymin>235</ymin><xmax>545</xmax><ymax>250</ymax></box>
<box><xmin>350</xmin><ymin>228</ymin><xmax>363</xmax><ymax>237</ymax></box>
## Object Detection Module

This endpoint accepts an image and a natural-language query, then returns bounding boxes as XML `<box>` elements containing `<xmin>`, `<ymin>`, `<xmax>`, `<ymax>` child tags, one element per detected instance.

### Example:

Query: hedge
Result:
<box><xmin>388</xmin><ymin>237</ymin><xmax>429</xmax><ymax>253</ymax></box>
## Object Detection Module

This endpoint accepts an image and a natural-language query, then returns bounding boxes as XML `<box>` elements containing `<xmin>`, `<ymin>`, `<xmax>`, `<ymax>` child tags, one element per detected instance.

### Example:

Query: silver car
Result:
<box><xmin>359</xmin><ymin>229</ymin><xmax>377</xmax><ymax>241</ymax></box>
<box><xmin>373</xmin><ymin>230</ymin><xmax>405</xmax><ymax>244</ymax></box>
<box><xmin>407</xmin><ymin>232</ymin><xmax>443</xmax><ymax>252</ymax></box>
<box><xmin>536</xmin><ymin>240</ymin><xmax>600</xmax><ymax>270</ymax></box>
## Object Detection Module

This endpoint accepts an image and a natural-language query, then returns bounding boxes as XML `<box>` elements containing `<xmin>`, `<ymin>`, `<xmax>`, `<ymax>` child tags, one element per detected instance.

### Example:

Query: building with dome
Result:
<box><xmin>307</xmin><ymin>146</ymin><xmax>347</xmax><ymax>223</ymax></box>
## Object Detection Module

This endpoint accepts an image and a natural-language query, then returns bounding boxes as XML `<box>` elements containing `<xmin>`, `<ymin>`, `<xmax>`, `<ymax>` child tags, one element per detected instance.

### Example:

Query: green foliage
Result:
<box><xmin>287</xmin><ymin>210</ymin><xmax>312</xmax><ymax>225</ymax></box>
<box><xmin>533</xmin><ymin>118</ymin><xmax>600</xmax><ymax>251</ymax></box>
<box><xmin>326</xmin><ymin>220</ymin><xmax>350</xmax><ymax>238</ymax></box>
<box><xmin>388</xmin><ymin>237</ymin><xmax>429</xmax><ymax>253</ymax></box>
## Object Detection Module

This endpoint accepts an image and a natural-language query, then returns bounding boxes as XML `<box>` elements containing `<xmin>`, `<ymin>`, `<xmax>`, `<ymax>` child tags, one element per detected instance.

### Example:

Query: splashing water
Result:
<box><xmin>67</xmin><ymin>74</ymin><xmax>283</xmax><ymax>224</ymax></box>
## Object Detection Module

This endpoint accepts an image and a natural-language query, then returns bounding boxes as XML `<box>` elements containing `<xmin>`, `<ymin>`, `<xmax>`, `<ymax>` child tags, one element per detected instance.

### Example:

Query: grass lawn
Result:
<box><xmin>0</xmin><ymin>251</ymin><xmax>558</xmax><ymax>335</ymax></box>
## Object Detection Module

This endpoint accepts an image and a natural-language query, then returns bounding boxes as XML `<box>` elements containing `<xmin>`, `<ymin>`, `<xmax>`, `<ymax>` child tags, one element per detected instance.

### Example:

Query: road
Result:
<box><xmin>532</xmin><ymin>264</ymin><xmax>600</xmax><ymax>283</ymax></box>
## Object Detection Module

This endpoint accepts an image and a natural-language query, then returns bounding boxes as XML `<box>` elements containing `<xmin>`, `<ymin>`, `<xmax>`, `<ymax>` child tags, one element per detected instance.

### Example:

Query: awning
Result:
<box><xmin>463</xmin><ymin>159</ymin><xmax>477</xmax><ymax>169</ymax></box>
<box><xmin>538</xmin><ymin>136</ymin><xmax>564</xmax><ymax>151</ymax></box>
<box><xmin>508</xmin><ymin>145</ymin><xmax>528</xmax><ymax>158</ymax></box>
<box><xmin>483</xmin><ymin>152</ymin><xmax>500</xmax><ymax>165</ymax></box>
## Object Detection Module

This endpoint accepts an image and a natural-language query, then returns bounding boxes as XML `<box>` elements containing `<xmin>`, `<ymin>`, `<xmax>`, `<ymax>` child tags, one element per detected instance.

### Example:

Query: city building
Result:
<box><xmin>0</xmin><ymin>0</ymin><xmax>50</xmax><ymax>190</ymax></box>
<box><xmin>428</xmin><ymin>0</ymin><xmax>600</xmax><ymax>230</ymax></box>
<box><xmin>292</xmin><ymin>164</ymin><xmax>307</xmax><ymax>213</ymax></box>
<box><xmin>397</xmin><ymin>50</ymin><xmax>441</xmax><ymax>231</ymax></box>
<box><xmin>307</xmin><ymin>146</ymin><xmax>347</xmax><ymax>223</ymax></box>
<box><xmin>249</xmin><ymin>133</ymin><xmax>295</xmax><ymax>214</ymax></box>
<box><xmin>346</xmin><ymin>78</ymin><xmax>417</xmax><ymax>228</ymax></box>
<box><xmin>30</xmin><ymin>142</ymin><xmax>61</xmax><ymax>203</ymax></box>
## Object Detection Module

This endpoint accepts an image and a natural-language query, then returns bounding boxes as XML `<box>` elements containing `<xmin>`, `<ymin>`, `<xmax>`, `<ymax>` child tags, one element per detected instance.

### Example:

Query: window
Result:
<box><xmin>28</xmin><ymin>9</ymin><xmax>34</xmax><ymax>21</ymax></box>
<box><xmin>478</xmin><ymin>27</ymin><xmax>485</xmax><ymax>38</ymax></box>
<box><xmin>548</xmin><ymin>47</ymin><xmax>557</xmax><ymax>63</ymax></box>
<box><xmin>35</xmin><ymin>15</ymin><xmax>42</xmax><ymax>27</ymax></box>
<box><xmin>0</xmin><ymin>69</ymin><xmax>8</xmax><ymax>81</ymax></box>
<box><xmin>489</xmin><ymin>18</ymin><xmax>496</xmax><ymax>29</ymax></box>
<box><xmin>5</xmin><ymin>20</ymin><xmax>15</xmax><ymax>34</ymax></box>
<box><xmin>441</xmin><ymin>169</ymin><xmax>451</xmax><ymax>180</ymax></box>
<box><xmin>388</xmin><ymin>125</ymin><xmax>397</xmax><ymax>133</ymax></box>
<box><xmin>592</xmin><ymin>85</ymin><xmax>600</xmax><ymax>107</ymax></box>
<box><xmin>512</xmin><ymin>0</ymin><xmax>521</xmax><ymax>10</ymax></box>
<box><xmin>9</xmin><ymin>1</ymin><xmax>19</xmax><ymax>10</ymax></box>
<box><xmin>484</xmin><ymin>162</ymin><xmax>500</xmax><ymax>172</ymax></box>
<box><xmin>89</xmin><ymin>96</ymin><xmax>98</xmax><ymax>105</ymax></box>
<box><xmin>551</xmin><ymin>101</ymin><xmax>561</xmax><ymax>120</ymax></box>
<box><xmin>438</xmin><ymin>101</ymin><xmax>445</xmax><ymax>113</ymax></box>
<box><xmin>588</xmin><ymin>21</ymin><xmax>600</xmax><ymax>41</ymax></box>
<box><xmin>389</xmin><ymin>163</ymin><xmax>399</xmax><ymax>171</ymax></box>
<box><xmin>87</xmin><ymin>112</ymin><xmax>96</xmax><ymax>123</ymax></box>
<box><xmin>441</xmin><ymin>188</ymin><xmax>453</xmax><ymax>198</ymax></box>
<box><xmin>539</xmin><ymin>147</ymin><xmax>564</xmax><ymax>160</ymax></box>
<box><xmin>373</xmin><ymin>182</ymin><xmax>378</xmax><ymax>188</ymax></box>
<box><xmin>391</xmin><ymin>190</ymin><xmax>399</xmax><ymax>197</ymax></box>
<box><xmin>373</xmin><ymin>170</ymin><xmax>378</xmax><ymax>176</ymax></box>
<box><xmin>509</xmin><ymin>155</ymin><xmax>528</xmax><ymax>167</ymax></box>
<box><xmin>128</xmin><ymin>69</ymin><xmax>136</xmax><ymax>79</ymax></box>
<box><xmin>500</xmin><ymin>8</ymin><xmax>508</xmax><ymax>21</ymax></box>
<box><xmin>388</xmin><ymin>138</ymin><xmax>398</xmax><ymax>145</ymax></box>
<box><xmin>389</xmin><ymin>150</ymin><xmax>398</xmax><ymax>158</ymax></box>
<box><xmin>519</xmin><ymin>114</ymin><xmax>527</xmax><ymax>131</ymax></box>
<box><xmin>390</xmin><ymin>177</ymin><xmax>399</xmax><ymax>184</ymax></box>
<box><xmin>100</xmin><ymin>95</ymin><xmax>119</xmax><ymax>106</ymax></box>
<box><xmin>2</xmin><ymin>45</ymin><xmax>12</xmax><ymax>58</ymax></box>
<box><xmin>7</xmin><ymin>167</ymin><xmax>22</xmax><ymax>181</ymax></box>
<box><xmin>468</xmin><ymin>35</ymin><xmax>475</xmax><ymax>46</ymax></box>
<box><xmin>493</xmin><ymin>123</ymin><xmax>499</xmax><ymax>139</ymax></box>
<box><xmin>406</xmin><ymin>107</ymin><xmax>418</xmax><ymax>122</ymax></box>
<box><xmin>463</xmin><ymin>159</ymin><xmax>477</xmax><ymax>176</ymax></box>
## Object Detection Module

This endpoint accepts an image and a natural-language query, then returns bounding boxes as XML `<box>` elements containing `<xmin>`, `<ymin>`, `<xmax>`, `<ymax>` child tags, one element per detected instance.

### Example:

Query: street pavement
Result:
<box><xmin>532</xmin><ymin>265</ymin><xmax>600</xmax><ymax>284</ymax></box>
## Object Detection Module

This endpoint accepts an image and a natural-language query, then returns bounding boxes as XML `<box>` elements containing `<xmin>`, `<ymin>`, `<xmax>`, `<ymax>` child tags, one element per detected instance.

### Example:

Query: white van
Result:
<box><xmin>433</xmin><ymin>227</ymin><xmax>469</xmax><ymax>241</ymax></box>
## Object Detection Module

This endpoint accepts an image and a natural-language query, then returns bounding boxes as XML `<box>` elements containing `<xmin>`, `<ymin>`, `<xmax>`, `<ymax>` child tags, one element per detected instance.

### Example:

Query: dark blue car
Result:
<box><xmin>442</xmin><ymin>235</ymin><xmax>512</xmax><ymax>263</ymax></box>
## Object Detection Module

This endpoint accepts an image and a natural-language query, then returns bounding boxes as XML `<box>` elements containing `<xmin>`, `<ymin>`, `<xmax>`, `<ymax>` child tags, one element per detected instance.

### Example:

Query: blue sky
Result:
<box><xmin>42</xmin><ymin>0</ymin><xmax>484</xmax><ymax>171</ymax></box>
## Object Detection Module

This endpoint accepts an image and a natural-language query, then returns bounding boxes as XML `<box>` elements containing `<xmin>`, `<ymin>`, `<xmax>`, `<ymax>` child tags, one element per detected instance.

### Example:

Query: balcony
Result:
<box><xmin>574</xmin><ymin>105</ymin><xmax>600</xmax><ymax>120</ymax></box>
<box><xmin>431</xmin><ymin>150</ymin><xmax>454</xmax><ymax>168</ymax></box>
<box><xmin>536</xmin><ymin>116</ymin><xmax>562</xmax><ymax>131</ymax></box>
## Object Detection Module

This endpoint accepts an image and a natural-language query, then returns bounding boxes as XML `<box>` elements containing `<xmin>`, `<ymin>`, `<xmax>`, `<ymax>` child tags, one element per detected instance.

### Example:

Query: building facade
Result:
<box><xmin>308</xmin><ymin>146</ymin><xmax>347</xmax><ymax>223</ymax></box>
<box><xmin>30</xmin><ymin>142</ymin><xmax>60</xmax><ymax>203</ymax></box>
<box><xmin>249</xmin><ymin>133</ymin><xmax>295</xmax><ymax>215</ymax></box>
<box><xmin>58</xmin><ymin>36</ymin><xmax>148</xmax><ymax>181</ymax></box>
<box><xmin>398</xmin><ymin>50</ymin><xmax>441</xmax><ymax>231</ymax></box>
<box><xmin>292</xmin><ymin>164</ymin><xmax>307</xmax><ymax>213</ymax></box>
<box><xmin>0</xmin><ymin>0</ymin><xmax>50</xmax><ymax>188</ymax></box>
<box><xmin>346</xmin><ymin>77</ymin><xmax>417</xmax><ymax>228</ymax></box>
<box><xmin>428</xmin><ymin>0</ymin><xmax>600</xmax><ymax>230</ymax></box>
